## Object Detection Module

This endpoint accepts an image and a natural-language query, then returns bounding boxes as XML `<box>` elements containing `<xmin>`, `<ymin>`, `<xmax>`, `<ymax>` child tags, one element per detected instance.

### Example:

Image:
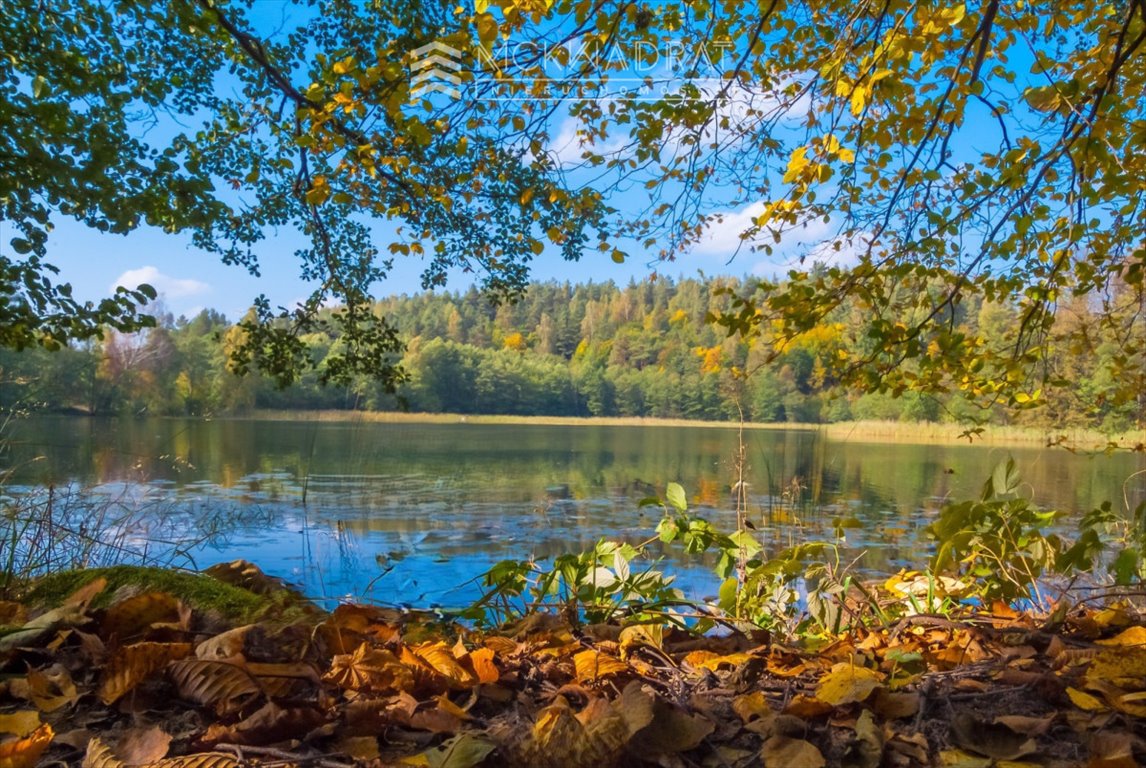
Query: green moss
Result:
<box><xmin>21</xmin><ymin>565</ymin><xmax>316</xmax><ymax>622</ymax></box>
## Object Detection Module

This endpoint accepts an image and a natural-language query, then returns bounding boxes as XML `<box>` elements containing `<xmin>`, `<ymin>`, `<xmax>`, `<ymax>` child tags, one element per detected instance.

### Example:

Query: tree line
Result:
<box><xmin>0</xmin><ymin>274</ymin><xmax>1139</xmax><ymax>431</ymax></box>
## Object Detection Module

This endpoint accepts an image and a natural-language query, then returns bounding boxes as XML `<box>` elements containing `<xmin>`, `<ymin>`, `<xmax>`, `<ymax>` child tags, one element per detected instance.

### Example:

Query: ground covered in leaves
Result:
<box><xmin>2</xmin><ymin>562</ymin><xmax>1145</xmax><ymax>768</ymax></box>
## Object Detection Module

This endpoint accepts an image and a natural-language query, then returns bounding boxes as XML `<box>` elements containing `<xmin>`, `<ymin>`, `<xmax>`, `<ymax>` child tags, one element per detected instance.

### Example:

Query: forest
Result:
<box><xmin>1</xmin><ymin>273</ymin><xmax>1140</xmax><ymax>431</ymax></box>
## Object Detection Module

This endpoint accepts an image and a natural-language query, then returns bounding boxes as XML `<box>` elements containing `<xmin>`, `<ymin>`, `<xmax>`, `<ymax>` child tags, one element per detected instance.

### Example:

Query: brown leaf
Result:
<box><xmin>760</xmin><ymin>736</ymin><xmax>826</xmax><ymax>768</ymax></box>
<box><xmin>994</xmin><ymin>714</ymin><xmax>1053</xmax><ymax>737</ymax></box>
<box><xmin>627</xmin><ymin>695</ymin><xmax>714</xmax><ymax>756</ymax></box>
<box><xmin>949</xmin><ymin>712</ymin><xmax>1038</xmax><ymax>761</ymax></box>
<box><xmin>1088</xmin><ymin>731</ymin><xmax>1137</xmax><ymax>768</ymax></box>
<box><xmin>82</xmin><ymin>738</ymin><xmax>125</xmax><ymax>768</ymax></box>
<box><xmin>101</xmin><ymin>592</ymin><xmax>186</xmax><ymax>644</ymax></box>
<box><xmin>783</xmin><ymin>695</ymin><xmax>834</xmax><ymax>719</ymax></box>
<box><xmin>195</xmin><ymin>625</ymin><xmax>253</xmax><ymax>661</ymax></box>
<box><xmin>100</xmin><ymin>642</ymin><xmax>193</xmax><ymax>705</ymax></box>
<box><xmin>326</xmin><ymin>643</ymin><xmax>414</xmax><ymax>693</ymax></box>
<box><xmin>202</xmin><ymin>702</ymin><xmax>327</xmax><ymax>747</ymax></box>
<box><xmin>843</xmin><ymin>709</ymin><xmax>883</xmax><ymax>768</ymax></box>
<box><xmin>66</xmin><ymin>577</ymin><xmax>108</xmax><ymax>610</ymax></box>
<box><xmin>872</xmin><ymin>689</ymin><xmax>920</xmax><ymax>720</ymax></box>
<box><xmin>0</xmin><ymin>601</ymin><xmax>27</xmax><ymax>626</ymax></box>
<box><xmin>117</xmin><ymin>725</ymin><xmax>172</xmax><ymax>764</ymax></box>
<box><xmin>25</xmin><ymin>665</ymin><xmax>79</xmax><ymax>713</ymax></box>
<box><xmin>343</xmin><ymin>692</ymin><xmax>420</xmax><ymax>733</ymax></box>
<box><xmin>333</xmin><ymin>735</ymin><xmax>379</xmax><ymax>761</ymax></box>
<box><xmin>732</xmin><ymin>691</ymin><xmax>771</xmax><ymax>722</ymax></box>
<box><xmin>167</xmin><ymin>658</ymin><xmax>262</xmax><ymax>715</ymax></box>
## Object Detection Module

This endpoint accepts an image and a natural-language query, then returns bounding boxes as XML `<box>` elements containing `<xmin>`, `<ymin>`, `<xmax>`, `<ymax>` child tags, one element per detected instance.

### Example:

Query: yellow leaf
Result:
<box><xmin>815</xmin><ymin>662</ymin><xmax>883</xmax><ymax>706</ymax></box>
<box><xmin>850</xmin><ymin>85</ymin><xmax>867</xmax><ymax>116</ymax></box>
<box><xmin>782</xmin><ymin>146</ymin><xmax>809</xmax><ymax>184</ymax></box>
<box><xmin>573</xmin><ymin>649</ymin><xmax>629</xmax><ymax>683</ymax></box>
<box><xmin>1097</xmin><ymin>626</ymin><xmax>1146</xmax><ymax>647</ymax></box>
<box><xmin>327</xmin><ymin>643</ymin><xmax>414</xmax><ymax>693</ymax></box>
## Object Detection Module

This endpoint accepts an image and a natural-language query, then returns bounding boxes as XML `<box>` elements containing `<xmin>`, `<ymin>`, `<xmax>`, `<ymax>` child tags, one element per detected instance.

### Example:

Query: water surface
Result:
<box><xmin>4</xmin><ymin>416</ymin><xmax>1142</xmax><ymax>608</ymax></box>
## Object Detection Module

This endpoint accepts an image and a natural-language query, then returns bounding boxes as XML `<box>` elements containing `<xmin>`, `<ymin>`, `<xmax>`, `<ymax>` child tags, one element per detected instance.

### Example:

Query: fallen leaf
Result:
<box><xmin>419</xmin><ymin>733</ymin><xmax>496</xmax><ymax>768</ymax></box>
<box><xmin>405</xmin><ymin>642</ymin><xmax>476</xmax><ymax>690</ymax></box>
<box><xmin>25</xmin><ymin>666</ymin><xmax>79</xmax><ymax>713</ymax></box>
<box><xmin>334</xmin><ymin>736</ymin><xmax>379</xmax><ymax>761</ymax></box>
<box><xmin>628</xmin><ymin>696</ymin><xmax>714</xmax><ymax>756</ymax></box>
<box><xmin>325</xmin><ymin>643</ymin><xmax>414</xmax><ymax>693</ymax></box>
<box><xmin>1088</xmin><ymin>731</ymin><xmax>1137</xmax><ymax>768</ymax></box>
<box><xmin>167</xmin><ymin>657</ymin><xmax>262</xmax><ymax>714</ymax></box>
<box><xmin>573</xmin><ymin>649</ymin><xmax>629</xmax><ymax>683</ymax></box>
<box><xmin>843</xmin><ymin>709</ymin><xmax>883</xmax><ymax>768</ymax></box>
<box><xmin>619</xmin><ymin>624</ymin><xmax>664</xmax><ymax>656</ymax></box>
<box><xmin>938</xmin><ymin>749</ymin><xmax>992</xmax><ymax>767</ymax></box>
<box><xmin>1067</xmin><ymin>687</ymin><xmax>1108</xmax><ymax>712</ymax></box>
<box><xmin>101</xmin><ymin>592</ymin><xmax>185</xmax><ymax>643</ymax></box>
<box><xmin>100</xmin><ymin>642</ymin><xmax>193</xmax><ymax>704</ymax></box>
<box><xmin>760</xmin><ymin>735</ymin><xmax>825</xmax><ymax>768</ymax></box>
<box><xmin>994</xmin><ymin>715</ymin><xmax>1053</xmax><ymax>737</ymax></box>
<box><xmin>0</xmin><ymin>722</ymin><xmax>53</xmax><ymax>768</ymax></box>
<box><xmin>466</xmin><ymin>647</ymin><xmax>499</xmax><ymax>684</ymax></box>
<box><xmin>733</xmin><ymin>691</ymin><xmax>771</xmax><ymax>722</ymax></box>
<box><xmin>783</xmin><ymin>695</ymin><xmax>834</xmax><ymax>719</ymax></box>
<box><xmin>949</xmin><ymin>712</ymin><xmax>1038</xmax><ymax>761</ymax></box>
<box><xmin>816</xmin><ymin>663</ymin><xmax>883</xmax><ymax>706</ymax></box>
<box><xmin>1096</xmin><ymin>626</ymin><xmax>1146</xmax><ymax>647</ymax></box>
<box><xmin>116</xmin><ymin>725</ymin><xmax>171</xmax><ymax>764</ymax></box>
<box><xmin>195</xmin><ymin>625</ymin><xmax>253</xmax><ymax>660</ymax></box>
<box><xmin>202</xmin><ymin>702</ymin><xmax>327</xmax><ymax>746</ymax></box>
<box><xmin>872</xmin><ymin>689</ymin><xmax>920</xmax><ymax>719</ymax></box>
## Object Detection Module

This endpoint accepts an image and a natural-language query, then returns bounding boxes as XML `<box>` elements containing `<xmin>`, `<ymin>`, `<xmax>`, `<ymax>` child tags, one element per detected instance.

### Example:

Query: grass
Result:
<box><xmin>237</xmin><ymin>409</ymin><xmax>1145</xmax><ymax>448</ymax></box>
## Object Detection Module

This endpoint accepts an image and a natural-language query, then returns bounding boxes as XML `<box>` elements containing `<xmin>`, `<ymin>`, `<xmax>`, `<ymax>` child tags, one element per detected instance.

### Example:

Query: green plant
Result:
<box><xmin>928</xmin><ymin>457</ymin><xmax>1060</xmax><ymax>607</ymax></box>
<box><xmin>466</xmin><ymin>538</ymin><xmax>686</xmax><ymax>628</ymax></box>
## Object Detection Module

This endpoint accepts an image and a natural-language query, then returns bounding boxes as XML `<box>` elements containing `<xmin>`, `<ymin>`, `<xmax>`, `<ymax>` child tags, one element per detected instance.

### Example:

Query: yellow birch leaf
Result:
<box><xmin>573</xmin><ymin>649</ymin><xmax>629</xmax><ymax>683</ymax></box>
<box><xmin>1066</xmin><ymin>686</ymin><xmax>1107</xmax><ymax>711</ymax></box>
<box><xmin>815</xmin><ymin>662</ymin><xmax>883</xmax><ymax>706</ymax></box>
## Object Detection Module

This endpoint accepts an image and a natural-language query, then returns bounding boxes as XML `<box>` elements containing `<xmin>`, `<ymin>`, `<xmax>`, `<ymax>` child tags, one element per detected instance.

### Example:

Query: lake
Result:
<box><xmin>2</xmin><ymin>416</ymin><xmax>1143</xmax><ymax>609</ymax></box>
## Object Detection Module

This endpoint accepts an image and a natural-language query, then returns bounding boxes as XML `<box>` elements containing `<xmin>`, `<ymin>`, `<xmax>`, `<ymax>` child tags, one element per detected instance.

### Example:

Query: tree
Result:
<box><xmin>4</xmin><ymin>0</ymin><xmax>1144</xmax><ymax>417</ymax></box>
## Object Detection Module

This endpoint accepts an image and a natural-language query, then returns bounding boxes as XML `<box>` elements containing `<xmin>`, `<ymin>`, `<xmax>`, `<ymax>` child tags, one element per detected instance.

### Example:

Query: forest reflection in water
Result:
<box><xmin>4</xmin><ymin>416</ymin><xmax>1143</xmax><ymax>607</ymax></box>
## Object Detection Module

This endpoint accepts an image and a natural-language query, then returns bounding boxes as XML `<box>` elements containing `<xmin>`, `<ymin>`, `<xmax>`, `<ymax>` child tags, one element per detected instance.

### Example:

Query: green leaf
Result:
<box><xmin>665</xmin><ymin>482</ymin><xmax>687</xmax><ymax>512</ymax></box>
<box><xmin>424</xmin><ymin>733</ymin><xmax>496</xmax><ymax>768</ymax></box>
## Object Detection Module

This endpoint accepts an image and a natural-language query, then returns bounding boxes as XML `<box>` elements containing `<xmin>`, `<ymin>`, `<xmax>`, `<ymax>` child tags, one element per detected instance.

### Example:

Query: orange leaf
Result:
<box><xmin>0</xmin><ymin>723</ymin><xmax>53</xmax><ymax>768</ymax></box>
<box><xmin>101</xmin><ymin>592</ymin><xmax>186</xmax><ymax>643</ymax></box>
<box><xmin>467</xmin><ymin>647</ymin><xmax>499</xmax><ymax>684</ymax></box>
<box><xmin>326</xmin><ymin>643</ymin><xmax>414</xmax><ymax>694</ymax></box>
<box><xmin>167</xmin><ymin>658</ymin><xmax>262</xmax><ymax>715</ymax></box>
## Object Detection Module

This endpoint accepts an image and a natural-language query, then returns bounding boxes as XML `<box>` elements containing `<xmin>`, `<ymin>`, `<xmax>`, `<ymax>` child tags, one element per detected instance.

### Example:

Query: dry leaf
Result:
<box><xmin>938</xmin><ymin>749</ymin><xmax>992</xmax><ymax>767</ymax></box>
<box><xmin>406</xmin><ymin>642</ymin><xmax>476</xmax><ymax>690</ymax></box>
<box><xmin>167</xmin><ymin>658</ymin><xmax>262</xmax><ymax>714</ymax></box>
<box><xmin>1067</xmin><ymin>687</ymin><xmax>1108</xmax><ymax>712</ymax></box>
<box><xmin>466</xmin><ymin>647</ymin><xmax>499</xmax><ymax>684</ymax></box>
<box><xmin>334</xmin><ymin>736</ymin><xmax>379</xmax><ymax>761</ymax></box>
<box><xmin>732</xmin><ymin>691</ymin><xmax>771</xmax><ymax>722</ymax></box>
<box><xmin>0</xmin><ymin>713</ymin><xmax>41</xmax><ymax>739</ymax></box>
<box><xmin>101</xmin><ymin>592</ymin><xmax>185</xmax><ymax>643</ymax></box>
<box><xmin>0</xmin><ymin>722</ymin><xmax>54</xmax><ymax>768</ymax></box>
<box><xmin>627</xmin><ymin>696</ymin><xmax>714</xmax><ymax>756</ymax></box>
<box><xmin>844</xmin><ymin>709</ymin><xmax>883</xmax><ymax>768</ymax></box>
<box><xmin>1088</xmin><ymin>731</ymin><xmax>1137</xmax><ymax>768</ymax></box>
<box><xmin>949</xmin><ymin>712</ymin><xmax>1038</xmax><ymax>761</ymax></box>
<box><xmin>816</xmin><ymin>663</ymin><xmax>883</xmax><ymax>706</ymax></box>
<box><xmin>202</xmin><ymin>701</ymin><xmax>327</xmax><ymax>746</ymax></box>
<box><xmin>195</xmin><ymin>625</ymin><xmax>253</xmax><ymax>660</ymax></box>
<box><xmin>1096</xmin><ymin>626</ymin><xmax>1146</xmax><ymax>648</ymax></box>
<box><xmin>872</xmin><ymin>689</ymin><xmax>920</xmax><ymax>719</ymax></box>
<box><xmin>418</xmin><ymin>733</ymin><xmax>496</xmax><ymax>768</ymax></box>
<box><xmin>572</xmin><ymin>649</ymin><xmax>629</xmax><ymax>683</ymax></box>
<box><xmin>994</xmin><ymin>715</ymin><xmax>1053</xmax><ymax>737</ymax></box>
<box><xmin>783</xmin><ymin>695</ymin><xmax>834</xmax><ymax>719</ymax></box>
<box><xmin>26</xmin><ymin>665</ymin><xmax>79</xmax><ymax>713</ymax></box>
<box><xmin>100</xmin><ymin>642</ymin><xmax>193</xmax><ymax>704</ymax></box>
<box><xmin>326</xmin><ymin>643</ymin><xmax>414</xmax><ymax>693</ymax></box>
<box><xmin>760</xmin><ymin>736</ymin><xmax>826</xmax><ymax>768</ymax></box>
<box><xmin>117</xmin><ymin>725</ymin><xmax>172</xmax><ymax>764</ymax></box>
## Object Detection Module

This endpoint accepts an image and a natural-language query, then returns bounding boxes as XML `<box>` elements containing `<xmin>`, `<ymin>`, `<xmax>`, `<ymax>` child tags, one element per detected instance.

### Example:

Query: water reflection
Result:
<box><xmin>3</xmin><ymin>417</ymin><xmax>1143</xmax><ymax>607</ymax></box>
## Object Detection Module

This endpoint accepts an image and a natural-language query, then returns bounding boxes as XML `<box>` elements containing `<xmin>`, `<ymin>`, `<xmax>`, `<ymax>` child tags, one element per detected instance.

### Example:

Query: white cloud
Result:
<box><xmin>689</xmin><ymin>202</ymin><xmax>768</xmax><ymax>258</ymax></box>
<box><xmin>112</xmin><ymin>266</ymin><xmax>210</xmax><ymax>299</ymax></box>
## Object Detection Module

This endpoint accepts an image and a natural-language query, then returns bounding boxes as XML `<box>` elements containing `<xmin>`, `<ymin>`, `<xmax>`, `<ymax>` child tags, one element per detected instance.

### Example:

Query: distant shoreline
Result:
<box><xmin>224</xmin><ymin>410</ymin><xmax>1145</xmax><ymax>449</ymax></box>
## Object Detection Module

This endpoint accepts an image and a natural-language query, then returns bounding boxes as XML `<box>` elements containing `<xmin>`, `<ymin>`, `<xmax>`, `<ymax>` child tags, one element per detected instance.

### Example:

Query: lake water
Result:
<box><xmin>3</xmin><ymin>416</ymin><xmax>1143</xmax><ymax>609</ymax></box>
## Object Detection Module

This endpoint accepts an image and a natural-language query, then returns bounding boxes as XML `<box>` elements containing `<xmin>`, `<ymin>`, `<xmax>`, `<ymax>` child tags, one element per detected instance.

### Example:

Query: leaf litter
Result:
<box><xmin>3</xmin><ymin>563</ymin><xmax>1146</xmax><ymax>767</ymax></box>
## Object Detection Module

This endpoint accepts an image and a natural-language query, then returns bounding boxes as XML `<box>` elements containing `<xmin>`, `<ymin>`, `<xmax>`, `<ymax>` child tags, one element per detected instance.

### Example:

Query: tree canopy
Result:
<box><xmin>2</xmin><ymin>0</ymin><xmax>1143</xmax><ymax>415</ymax></box>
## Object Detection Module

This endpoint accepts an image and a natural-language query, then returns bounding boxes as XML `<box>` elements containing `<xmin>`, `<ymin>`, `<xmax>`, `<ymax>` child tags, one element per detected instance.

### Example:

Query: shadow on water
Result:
<box><xmin>2</xmin><ymin>416</ymin><xmax>1143</xmax><ymax>608</ymax></box>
